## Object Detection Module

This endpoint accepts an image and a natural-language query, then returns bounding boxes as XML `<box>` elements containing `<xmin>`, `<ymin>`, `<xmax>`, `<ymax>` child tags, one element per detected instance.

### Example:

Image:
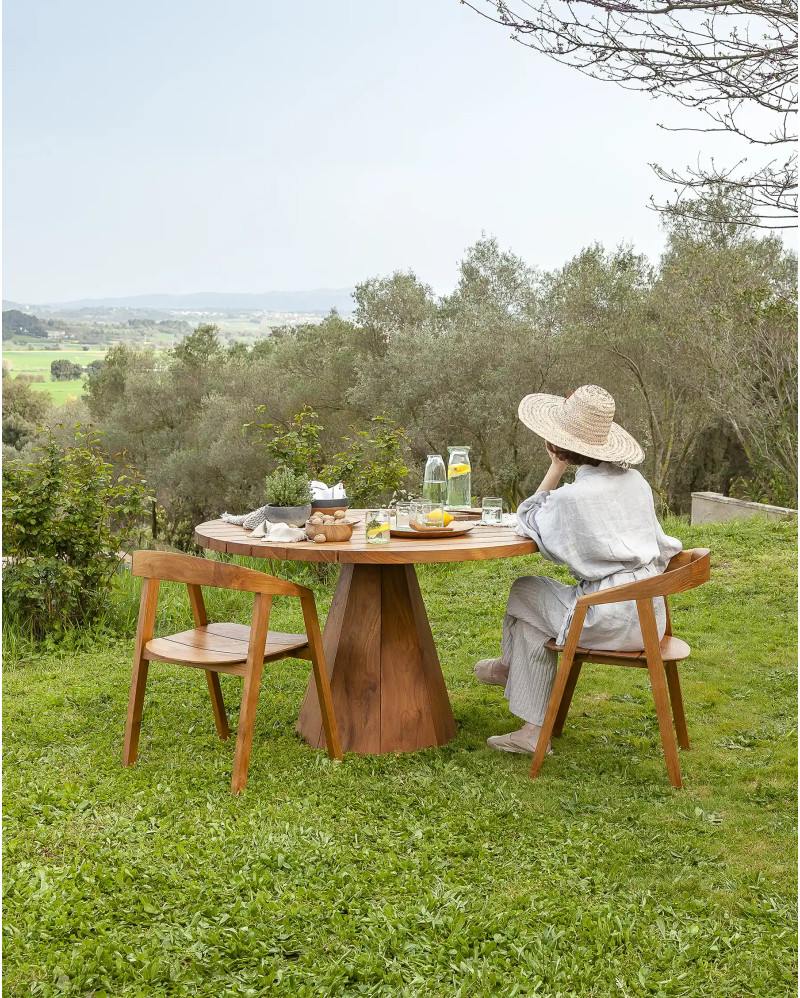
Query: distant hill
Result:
<box><xmin>3</xmin><ymin>289</ymin><xmax>355</xmax><ymax>315</ymax></box>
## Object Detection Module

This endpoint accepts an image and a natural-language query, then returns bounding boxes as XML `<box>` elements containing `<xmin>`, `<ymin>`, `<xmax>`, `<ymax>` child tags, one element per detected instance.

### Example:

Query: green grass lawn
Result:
<box><xmin>3</xmin><ymin>517</ymin><xmax>796</xmax><ymax>997</ymax></box>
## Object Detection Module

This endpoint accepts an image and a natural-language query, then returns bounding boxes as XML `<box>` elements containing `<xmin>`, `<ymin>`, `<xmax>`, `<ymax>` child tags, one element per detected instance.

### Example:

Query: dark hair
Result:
<box><xmin>546</xmin><ymin>442</ymin><xmax>601</xmax><ymax>467</ymax></box>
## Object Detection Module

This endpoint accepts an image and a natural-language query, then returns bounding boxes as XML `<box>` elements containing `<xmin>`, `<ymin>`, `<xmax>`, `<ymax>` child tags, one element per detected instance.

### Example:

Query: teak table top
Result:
<box><xmin>195</xmin><ymin>511</ymin><xmax>538</xmax><ymax>565</ymax></box>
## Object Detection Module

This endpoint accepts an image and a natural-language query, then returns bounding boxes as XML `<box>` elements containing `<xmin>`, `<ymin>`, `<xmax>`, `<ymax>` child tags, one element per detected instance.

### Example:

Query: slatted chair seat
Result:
<box><xmin>123</xmin><ymin>551</ymin><xmax>342</xmax><ymax>793</ymax></box>
<box><xmin>544</xmin><ymin>634</ymin><xmax>691</xmax><ymax>667</ymax></box>
<box><xmin>530</xmin><ymin>548</ymin><xmax>711</xmax><ymax>788</ymax></box>
<box><xmin>144</xmin><ymin>623</ymin><xmax>311</xmax><ymax>672</ymax></box>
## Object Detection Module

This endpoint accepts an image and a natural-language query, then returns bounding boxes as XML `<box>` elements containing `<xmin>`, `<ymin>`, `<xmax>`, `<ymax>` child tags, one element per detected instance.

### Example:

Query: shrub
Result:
<box><xmin>50</xmin><ymin>359</ymin><xmax>84</xmax><ymax>381</ymax></box>
<box><xmin>325</xmin><ymin>416</ymin><xmax>409</xmax><ymax>506</ymax></box>
<box><xmin>263</xmin><ymin>467</ymin><xmax>313</xmax><ymax>507</ymax></box>
<box><xmin>3</xmin><ymin>377</ymin><xmax>51</xmax><ymax>423</ymax></box>
<box><xmin>2</xmin><ymin>428</ymin><xmax>152</xmax><ymax>638</ymax></box>
<box><xmin>2</xmin><ymin>413</ymin><xmax>40</xmax><ymax>451</ymax></box>
<box><xmin>251</xmin><ymin>406</ymin><xmax>409</xmax><ymax>506</ymax></box>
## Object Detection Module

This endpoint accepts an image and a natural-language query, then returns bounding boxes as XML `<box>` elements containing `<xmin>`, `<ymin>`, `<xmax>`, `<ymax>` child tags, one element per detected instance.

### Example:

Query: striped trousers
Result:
<box><xmin>501</xmin><ymin>574</ymin><xmax>666</xmax><ymax>725</ymax></box>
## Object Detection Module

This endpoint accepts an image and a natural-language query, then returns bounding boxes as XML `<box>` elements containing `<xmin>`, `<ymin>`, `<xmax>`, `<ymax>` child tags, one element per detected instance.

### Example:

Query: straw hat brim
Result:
<box><xmin>518</xmin><ymin>393</ymin><xmax>645</xmax><ymax>465</ymax></box>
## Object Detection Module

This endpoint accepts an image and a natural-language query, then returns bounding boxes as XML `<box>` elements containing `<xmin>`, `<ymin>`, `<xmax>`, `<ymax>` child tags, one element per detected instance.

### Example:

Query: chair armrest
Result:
<box><xmin>577</xmin><ymin>551</ymin><xmax>710</xmax><ymax>607</ymax></box>
<box><xmin>578</xmin><ymin>580</ymin><xmax>664</xmax><ymax>607</ymax></box>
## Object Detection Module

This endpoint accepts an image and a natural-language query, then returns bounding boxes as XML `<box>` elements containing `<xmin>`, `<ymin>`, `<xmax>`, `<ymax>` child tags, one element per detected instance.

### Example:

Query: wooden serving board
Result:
<box><xmin>390</xmin><ymin>523</ymin><xmax>475</xmax><ymax>539</ymax></box>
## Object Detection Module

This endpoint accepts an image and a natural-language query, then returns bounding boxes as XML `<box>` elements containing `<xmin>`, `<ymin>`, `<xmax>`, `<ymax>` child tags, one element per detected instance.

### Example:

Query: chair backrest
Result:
<box><xmin>579</xmin><ymin>548</ymin><xmax>710</xmax><ymax>607</ymax></box>
<box><xmin>132</xmin><ymin>551</ymin><xmax>309</xmax><ymax>598</ymax></box>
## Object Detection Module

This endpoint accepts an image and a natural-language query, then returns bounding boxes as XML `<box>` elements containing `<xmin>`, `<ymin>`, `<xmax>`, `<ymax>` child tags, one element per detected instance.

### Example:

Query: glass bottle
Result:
<box><xmin>446</xmin><ymin>446</ymin><xmax>472</xmax><ymax>510</ymax></box>
<box><xmin>422</xmin><ymin>454</ymin><xmax>447</xmax><ymax>505</ymax></box>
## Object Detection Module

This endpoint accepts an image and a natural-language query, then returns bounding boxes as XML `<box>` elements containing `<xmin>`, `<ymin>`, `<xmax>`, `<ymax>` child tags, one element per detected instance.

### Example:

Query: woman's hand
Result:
<box><xmin>546</xmin><ymin>442</ymin><xmax>569</xmax><ymax>474</ymax></box>
<box><xmin>536</xmin><ymin>443</ymin><xmax>569</xmax><ymax>494</ymax></box>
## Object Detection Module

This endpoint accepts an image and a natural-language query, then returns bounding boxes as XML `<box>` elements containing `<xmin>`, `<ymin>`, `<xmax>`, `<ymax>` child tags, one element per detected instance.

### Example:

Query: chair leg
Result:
<box><xmin>530</xmin><ymin>610</ymin><xmax>588</xmax><ymax>781</ymax></box>
<box><xmin>530</xmin><ymin>651</ymin><xmax>576</xmax><ymax>778</ymax></box>
<box><xmin>206</xmin><ymin>671</ymin><xmax>230</xmax><ymax>741</ymax></box>
<box><xmin>638</xmin><ymin>599</ymin><xmax>683</xmax><ymax>789</ymax></box>
<box><xmin>231</xmin><ymin>661</ymin><xmax>264</xmax><ymax>794</ymax></box>
<box><xmin>301</xmin><ymin>594</ymin><xmax>342</xmax><ymax>761</ymax></box>
<box><xmin>664</xmin><ymin>661</ymin><xmax>690</xmax><ymax>750</ymax></box>
<box><xmin>123</xmin><ymin>577</ymin><xmax>159</xmax><ymax>767</ymax></box>
<box><xmin>552</xmin><ymin>658</ymin><xmax>583</xmax><ymax>738</ymax></box>
<box><xmin>123</xmin><ymin>655</ymin><xmax>149</xmax><ymax>766</ymax></box>
<box><xmin>231</xmin><ymin>592</ymin><xmax>271</xmax><ymax>794</ymax></box>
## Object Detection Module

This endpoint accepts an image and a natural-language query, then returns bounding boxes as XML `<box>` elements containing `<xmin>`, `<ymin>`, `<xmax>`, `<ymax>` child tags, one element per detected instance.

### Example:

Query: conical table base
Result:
<box><xmin>296</xmin><ymin>563</ymin><xmax>458</xmax><ymax>754</ymax></box>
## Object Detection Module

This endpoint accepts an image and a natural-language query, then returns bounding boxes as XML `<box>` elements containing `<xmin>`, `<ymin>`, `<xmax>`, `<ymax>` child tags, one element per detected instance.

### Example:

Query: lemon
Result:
<box><xmin>448</xmin><ymin>463</ymin><xmax>470</xmax><ymax>479</ymax></box>
<box><xmin>426</xmin><ymin>510</ymin><xmax>453</xmax><ymax>525</ymax></box>
<box><xmin>367</xmin><ymin>523</ymin><xmax>390</xmax><ymax>538</ymax></box>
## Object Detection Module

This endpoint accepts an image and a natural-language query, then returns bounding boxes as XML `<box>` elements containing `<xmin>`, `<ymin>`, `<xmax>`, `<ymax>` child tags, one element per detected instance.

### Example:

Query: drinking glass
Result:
<box><xmin>394</xmin><ymin>502</ymin><xmax>412</xmax><ymax>529</ymax></box>
<box><xmin>365</xmin><ymin>508</ymin><xmax>391</xmax><ymax>544</ymax></box>
<box><xmin>410</xmin><ymin>501</ymin><xmax>432</xmax><ymax>527</ymax></box>
<box><xmin>481</xmin><ymin>497</ymin><xmax>504</xmax><ymax>526</ymax></box>
<box><xmin>425</xmin><ymin>502</ymin><xmax>445</xmax><ymax>527</ymax></box>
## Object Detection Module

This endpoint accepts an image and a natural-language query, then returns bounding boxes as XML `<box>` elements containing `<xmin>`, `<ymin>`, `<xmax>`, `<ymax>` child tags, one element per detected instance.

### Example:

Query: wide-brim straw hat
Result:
<box><xmin>518</xmin><ymin>384</ymin><xmax>645</xmax><ymax>465</ymax></box>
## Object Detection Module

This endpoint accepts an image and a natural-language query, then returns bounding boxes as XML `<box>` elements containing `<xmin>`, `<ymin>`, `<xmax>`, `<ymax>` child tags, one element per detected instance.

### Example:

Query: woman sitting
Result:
<box><xmin>475</xmin><ymin>384</ymin><xmax>682</xmax><ymax>755</ymax></box>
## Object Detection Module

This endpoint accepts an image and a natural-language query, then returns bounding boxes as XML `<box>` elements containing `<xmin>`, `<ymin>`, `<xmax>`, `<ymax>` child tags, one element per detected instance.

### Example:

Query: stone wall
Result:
<box><xmin>690</xmin><ymin>492</ymin><xmax>797</xmax><ymax>525</ymax></box>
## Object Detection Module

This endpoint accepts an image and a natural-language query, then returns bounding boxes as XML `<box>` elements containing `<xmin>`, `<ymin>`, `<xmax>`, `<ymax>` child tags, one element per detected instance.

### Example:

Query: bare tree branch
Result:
<box><xmin>463</xmin><ymin>0</ymin><xmax>798</xmax><ymax>226</ymax></box>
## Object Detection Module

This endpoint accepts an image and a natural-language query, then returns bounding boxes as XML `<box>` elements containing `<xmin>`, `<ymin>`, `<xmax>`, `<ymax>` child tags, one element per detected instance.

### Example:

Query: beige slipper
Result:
<box><xmin>486</xmin><ymin>730</ymin><xmax>552</xmax><ymax>756</ymax></box>
<box><xmin>473</xmin><ymin>658</ymin><xmax>509</xmax><ymax>687</ymax></box>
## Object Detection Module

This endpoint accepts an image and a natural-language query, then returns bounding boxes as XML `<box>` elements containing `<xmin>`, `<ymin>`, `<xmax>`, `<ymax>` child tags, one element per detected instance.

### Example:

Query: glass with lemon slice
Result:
<box><xmin>365</xmin><ymin>508</ymin><xmax>391</xmax><ymax>544</ymax></box>
<box><xmin>446</xmin><ymin>446</ymin><xmax>472</xmax><ymax>510</ymax></box>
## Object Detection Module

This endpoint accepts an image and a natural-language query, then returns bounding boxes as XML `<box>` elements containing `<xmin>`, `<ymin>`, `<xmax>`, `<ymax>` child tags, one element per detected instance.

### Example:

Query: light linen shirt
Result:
<box><xmin>513</xmin><ymin>463</ymin><xmax>682</xmax><ymax>647</ymax></box>
<box><xmin>516</xmin><ymin>463</ymin><xmax>681</xmax><ymax>581</ymax></box>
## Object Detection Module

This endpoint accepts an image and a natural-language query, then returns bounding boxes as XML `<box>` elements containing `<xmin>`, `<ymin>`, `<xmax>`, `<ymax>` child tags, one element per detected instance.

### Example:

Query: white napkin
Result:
<box><xmin>310</xmin><ymin>480</ymin><xmax>346</xmax><ymax>500</ymax></box>
<box><xmin>258</xmin><ymin>521</ymin><xmax>306</xmax><ymax>543</ymax></box>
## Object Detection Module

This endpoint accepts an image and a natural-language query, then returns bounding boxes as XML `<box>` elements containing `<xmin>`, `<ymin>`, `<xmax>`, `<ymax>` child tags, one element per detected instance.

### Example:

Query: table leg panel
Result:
<box><xmin>296</xmin><ymin>563</ymin><xmax>381</xmax><ymax>754</ymax></box>
<box><xmin>379</xmin><ymin>565</ymin><xmax>439</xmax><ymax>753</ymax></box>
<box><xmin>404</xmin><ymin>565</ymin><xmax>459</xmax><ymax>746</ymax></box>
<box><xmin>296</xmin><ymin>563</ymin><xmax>457</xmax><ymax>755</ymax></box>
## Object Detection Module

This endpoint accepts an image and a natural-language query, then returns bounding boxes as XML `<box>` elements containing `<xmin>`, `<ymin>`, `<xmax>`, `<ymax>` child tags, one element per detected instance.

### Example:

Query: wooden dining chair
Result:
<box><xmin>530</xmin><ymin>548</ymin><xmax>711</xmax><ymax>788</ymax></box>
<box><xmin>123</xmin><ymin>551</ymin><xmax>342</xmax><ymax>793</ymax></box>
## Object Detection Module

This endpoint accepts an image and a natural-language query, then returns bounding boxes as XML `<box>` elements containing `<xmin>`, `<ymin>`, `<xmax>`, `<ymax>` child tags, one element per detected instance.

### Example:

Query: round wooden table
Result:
<box><xmin>195</xmin><ymin>513</ymin><xmax>538</xmax><ymax>755</ymax></box>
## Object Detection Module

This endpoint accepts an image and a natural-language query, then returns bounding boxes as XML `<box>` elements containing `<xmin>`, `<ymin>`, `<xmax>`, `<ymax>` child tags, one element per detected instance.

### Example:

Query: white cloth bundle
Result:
<box><xmin>310</xmin><ymin>481</ymin><xmax>346</xmax><ymax>499</ymax></box>
<box><xmin>254</xmin><ymin>521</ymin><xmax>306</xmax><ymax>543</ymax></box>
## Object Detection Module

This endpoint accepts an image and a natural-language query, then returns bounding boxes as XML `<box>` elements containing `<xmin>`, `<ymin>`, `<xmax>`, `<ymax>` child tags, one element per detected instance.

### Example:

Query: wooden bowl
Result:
<box><xmin>305</xmin><ymin>519</ymin><xmax>355</xmax><ymax>543</ymax></box>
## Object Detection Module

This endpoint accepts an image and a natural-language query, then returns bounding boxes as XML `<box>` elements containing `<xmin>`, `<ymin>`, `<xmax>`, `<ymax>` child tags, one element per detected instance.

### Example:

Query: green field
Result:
<box><xmin>3</xmin><ymin>345</ymin><xmax>106</xmax><ymax>406</ymax></box>
<box><xmin>4</xmin><ymin>516</ymin><xmax>796</xmax><ymax>996</ymax></box>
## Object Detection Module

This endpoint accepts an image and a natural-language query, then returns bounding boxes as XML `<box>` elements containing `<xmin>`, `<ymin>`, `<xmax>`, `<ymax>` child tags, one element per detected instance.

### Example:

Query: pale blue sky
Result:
<box><xmin>3</xmin><ymin>0</ymin><xmax>757</xmax><ymax>302</ymax></box>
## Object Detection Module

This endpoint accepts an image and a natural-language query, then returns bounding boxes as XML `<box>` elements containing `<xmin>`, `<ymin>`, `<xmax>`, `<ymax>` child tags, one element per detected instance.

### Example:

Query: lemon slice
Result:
<box><xmin>448</xmin><ymin>464</ymin><xmax>470</xmax><ymax>478</ymax></box>
<box><xmin>367</xmin><ymin>523</ymin><xmax>390</xmax><ymax>538</ymax></box>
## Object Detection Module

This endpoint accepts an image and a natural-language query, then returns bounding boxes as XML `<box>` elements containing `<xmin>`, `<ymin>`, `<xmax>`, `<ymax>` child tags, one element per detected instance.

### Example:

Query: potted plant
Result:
<box><xmin>263</xmin><ymin>468</ymin><xmax>314</xmax><ymax>526</ymax></box>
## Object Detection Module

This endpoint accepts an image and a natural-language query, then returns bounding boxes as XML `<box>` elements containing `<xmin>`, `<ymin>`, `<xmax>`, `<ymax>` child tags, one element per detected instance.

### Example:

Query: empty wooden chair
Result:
<box><xmin>530</xmin><ymin>548</ymin><xmax>711</xmax><ymax>788</ymax></box>
<box><xmin>123</xmin><ymin>551</ymin><xmax>342</xmax><ymax>793</ymax></box>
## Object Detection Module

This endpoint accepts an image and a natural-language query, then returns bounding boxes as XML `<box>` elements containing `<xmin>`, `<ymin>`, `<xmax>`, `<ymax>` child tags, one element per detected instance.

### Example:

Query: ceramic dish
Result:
<box><xmin>389</xmin><ymin>523</ymin><xmax>475</xmax><ymax>539</ymax></box>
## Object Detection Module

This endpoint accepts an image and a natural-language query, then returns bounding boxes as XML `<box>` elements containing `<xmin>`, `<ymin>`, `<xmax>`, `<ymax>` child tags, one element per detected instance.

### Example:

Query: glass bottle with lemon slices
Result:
<box><xmin>446</xmin><ymin>446</ymin><xmax>472</xmax><ymax>510</ymax></box>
